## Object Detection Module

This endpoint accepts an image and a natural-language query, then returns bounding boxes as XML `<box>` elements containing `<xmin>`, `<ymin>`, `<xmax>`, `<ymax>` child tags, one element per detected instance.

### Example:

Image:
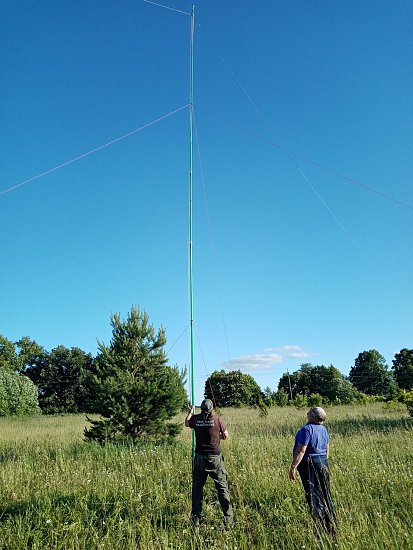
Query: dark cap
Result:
<box><xmin>200</xmin><ymin>399</ymin><xmax>214</xmax><ymax>413</ymax></box>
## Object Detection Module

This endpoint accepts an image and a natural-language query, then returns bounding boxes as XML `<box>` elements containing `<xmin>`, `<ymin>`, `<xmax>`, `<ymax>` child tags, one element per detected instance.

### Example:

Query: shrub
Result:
<box><xmin>307</xmin><ymin>393</ymin><xmax>323</xmax><ymax>407</ymax></box>
<box><xmin>399</xmin><ymin>389</ymin><xmax>413</xmax><ymax>417</ymax></box>
<box><xmin>382</xmin><ymin>400</ymin><xmax>405</xmax><ymax>413</ymax></box>
<box><xmin>293</xmin><ymin>393</ymin><xmax>308</xmax><ymax>409</ymax></box>
<box><xmin>273</xmin><ymin>389</ymin><xmax>289</xmax><ymax>407</ymax></box>
<box><xmin>256</xmin><ymin>398</ymin><xmax>268</xmax><ymax>417</ymax></box>
<box><xmin>0</xmin><ymin>368</ymin><xmax>40</xmax><ymax>416</ymax></box>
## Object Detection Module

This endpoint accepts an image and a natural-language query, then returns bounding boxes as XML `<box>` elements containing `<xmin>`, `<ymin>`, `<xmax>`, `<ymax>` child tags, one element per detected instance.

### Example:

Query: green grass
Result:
<box><xmin>0</xmin><ymin>404</ymin><xmax>412</xmax><ymax>549</ymax></box>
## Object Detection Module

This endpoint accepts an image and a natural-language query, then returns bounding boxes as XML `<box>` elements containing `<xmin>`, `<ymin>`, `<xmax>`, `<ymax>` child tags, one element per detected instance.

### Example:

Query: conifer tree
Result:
<box><xmin>85</xmin><ymin>306</ymin><xmax>187</xmax><ymax>443</ymax></box>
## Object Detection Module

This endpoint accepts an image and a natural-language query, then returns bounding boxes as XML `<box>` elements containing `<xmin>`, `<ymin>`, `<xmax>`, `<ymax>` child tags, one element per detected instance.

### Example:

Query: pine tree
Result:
<box><xmin>84</xmin><ymin>306</ymin><xmax>187</xmax><ymax>443</ymax></box>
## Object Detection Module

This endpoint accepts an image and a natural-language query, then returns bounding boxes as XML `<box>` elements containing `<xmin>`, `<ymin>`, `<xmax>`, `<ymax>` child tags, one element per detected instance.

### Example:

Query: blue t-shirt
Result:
<box><xmin>293</xmin><ymin>423</ymin><xmax>329</xmax><ymax>459</ymax></box>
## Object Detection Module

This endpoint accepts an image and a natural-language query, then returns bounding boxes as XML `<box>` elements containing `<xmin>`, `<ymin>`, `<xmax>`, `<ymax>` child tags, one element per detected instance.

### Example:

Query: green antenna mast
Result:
<box><xmin>189</xmin><ymin>4</ymin><xmax>195</xmax><ymax>458</ymax></box>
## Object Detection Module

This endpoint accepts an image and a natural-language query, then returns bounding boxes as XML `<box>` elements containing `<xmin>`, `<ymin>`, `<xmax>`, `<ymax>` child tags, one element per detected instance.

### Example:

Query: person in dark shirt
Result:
<box><xmin>289</xmin><ymin>407</ymin><xmax>336</xmax><ymax>535</ymax></box>
<box><xmin>185</xmin><ymin>399</ymin><xmax>234</xmax><ymax>526</ymax></box>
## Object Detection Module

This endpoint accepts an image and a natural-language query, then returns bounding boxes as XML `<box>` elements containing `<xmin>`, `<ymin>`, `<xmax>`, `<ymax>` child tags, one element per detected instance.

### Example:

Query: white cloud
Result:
<box><xmin>221</xmin><ymin>345</ymin><xmax>316</xmax><ymax>372</ymax></box>
<box><xmin>286</xmin><ymin>352</ymin><xmax>316</xmax><ymax>359</ymax></box>
<box><xmin>263</xmin><ymin>345</ymin><xmax>301</xmax><ymax>352</ymax></box>
<box><xmin>222</xmin><ymin>353</ymin><xmax>283</xmax><ymax>371</ymax></box>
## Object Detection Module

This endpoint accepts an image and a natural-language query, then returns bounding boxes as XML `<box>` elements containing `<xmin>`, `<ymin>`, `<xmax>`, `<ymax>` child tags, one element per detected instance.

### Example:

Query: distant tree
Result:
<box><xmin>0</xmin><ymin>335</ymin><xmax>40</xmax><ymax>415</ymax></box>
<box><xmin>204</xmin><ymin>370</ymin><xmax>263</xmax><ymax>407</ymax></box>
<box><xmin>16</xmin><ymin>337</ymin><xmax>45</xmax><ymax>368</ymax></box>
<box><xmin>263</xmin><ymin>386</ymin><xmax>275</xmax><ymax>406</ymax></box>
<box><xmin>308</xmin><ymin>393</ymin><xmax>324</xmax><ymax>407</ymax></box>
<box><xmin>0</xmin><ymin>335</ymin><xmax>21</xmax><ymax>371</ymax></box>
<box><xmin>262</xmin><ymin>387</ymin><xmax>289</xmax><ymax>407</ymax></box>
<box><xmin>85</xmin><ymin>306</ymin><xmax>187</xmax><ymax>443</ymax></box>
<box><xmin>273</xmin><ymin>389</ymin><xmax>289</xmax><ymax>407</ymax></box>
<box><xmin>278</xmin><ymin>363</ymin><xmax>359</xmax><ymax>404</ymax></box>
<box><xmin>400</xmin><ymin>389</ymin><xmax>413</xmax><ymax>417</ymax></box>
<box><xmin>349</xmin><ymin>350</ymin><xmax>396</xmax><ymax>397</ymax></box>
<box><xmin>19</xmin><ymin>340</ymin><xmax>95</xmax><ymax>414</ymax></box>
<box><xmin>392</xmin><ymin>349</ymin><xmax>413</xmax><ymax>390</ymax></box>
<box><xmin>293</xmin><ymin>393</ymin><xmax>308</xmax><ymax>409</ymax></box>
<box><xmin>0</xmin><ymin>368</ymin><xmax>40</xmax><ymax>416</ymax></box>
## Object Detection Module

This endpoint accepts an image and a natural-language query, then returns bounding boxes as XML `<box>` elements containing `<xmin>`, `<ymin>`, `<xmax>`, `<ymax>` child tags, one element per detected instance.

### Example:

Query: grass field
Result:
<box><xmin>0</xmin><ymin>403</ymin><xmax>412</xmax><ymax>549</ymax></box>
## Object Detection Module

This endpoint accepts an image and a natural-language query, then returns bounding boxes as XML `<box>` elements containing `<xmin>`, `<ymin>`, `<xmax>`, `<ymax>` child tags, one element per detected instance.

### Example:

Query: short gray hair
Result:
<box><xmin>309</xmin><ymin>407</ymin><xmax>327</xmax><ymax>422</ymax></box>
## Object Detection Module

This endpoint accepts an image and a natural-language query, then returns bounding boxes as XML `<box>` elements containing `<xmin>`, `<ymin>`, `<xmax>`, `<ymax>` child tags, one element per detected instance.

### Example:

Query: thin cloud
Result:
<box><xmin>222</xmin><ymin>353</ymin><xmax>283</xmax><ymax>371</ymax></box>
<box><xmin>286</xmin><ymin>352</ymin><xmax>316</xmax><ymax>359</ymax></box>
<box><xmin>221</xmin><ymin>345</ymin><xmax>316</xmax><ymax>372</ymax></box>
<box><xmin>263</xmin><ymin>345</ymin><xmax>301</xmax><ymax>352</ymax></box>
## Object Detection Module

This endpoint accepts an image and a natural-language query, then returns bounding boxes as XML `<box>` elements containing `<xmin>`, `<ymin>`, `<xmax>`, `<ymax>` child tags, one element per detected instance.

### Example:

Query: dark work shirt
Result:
<box><xmin>188</xmin><ymin>413</ymin><xmax>227</xmax><ymax>455</ymax></box>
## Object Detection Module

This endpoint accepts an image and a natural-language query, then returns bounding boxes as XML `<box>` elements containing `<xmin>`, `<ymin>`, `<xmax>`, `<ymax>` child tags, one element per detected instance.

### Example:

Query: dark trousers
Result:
<box><xmin>192</xmin><ymin>453</ymin><xmax>233</xmax><ymax>522</ymax></box>
<box><xmin>297</xmin><ymin>455</ymin><xmax>336</xmax><ymax>533</ymax></box>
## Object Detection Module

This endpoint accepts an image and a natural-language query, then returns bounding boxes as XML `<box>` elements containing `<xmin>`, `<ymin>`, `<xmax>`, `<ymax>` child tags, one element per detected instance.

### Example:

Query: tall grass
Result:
<box><xmin>0</xmin><ymin>404</ymin><xmax>411</xmax><ymax>549</ymax></box>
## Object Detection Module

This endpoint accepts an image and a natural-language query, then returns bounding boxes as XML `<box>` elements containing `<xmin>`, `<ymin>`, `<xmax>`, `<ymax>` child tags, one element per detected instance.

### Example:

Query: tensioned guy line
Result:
<box><xmin>217</xmin><ymin>56</ymin><xmax>412</xmax><ymax>212</ymax></box>
<box><xmin>297</xmin><ymin>165</ymin><xmax>378</xmax><ymax>270</ymax></box>
<box><xmin>193</xmin><ymin>108</ymin><xmax>233</xmax><ymax>371</ymax></box>
<box><xmin>0</xmin><ymin>104</ymin><xmax>190</xmax><ymax>197</ymax></box>
<box><xmin>143</xmin><ymin>0</ymin><xmax>192</xmax><ymax>16</ymax></box>
<box><xmin>199</xmin><ymin>107</ymin><xmax>413</xmax><ymax>212</ymax></box>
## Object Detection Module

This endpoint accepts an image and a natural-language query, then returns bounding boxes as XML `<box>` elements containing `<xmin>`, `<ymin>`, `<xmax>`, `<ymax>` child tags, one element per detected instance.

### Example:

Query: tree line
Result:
<box><xmin>205</xmin><ymin>348</ymin><xmax>413</xmax><ymax>411</ymax></box>
<box><xmin>0</xmin><ymin>307</ymin><xmax>188</xmax><ymax>444</ymax></box>
<box><xmin>1</xmin><ymin>307</ymin><xmax>413</xmax><ymax>435</ymax></box>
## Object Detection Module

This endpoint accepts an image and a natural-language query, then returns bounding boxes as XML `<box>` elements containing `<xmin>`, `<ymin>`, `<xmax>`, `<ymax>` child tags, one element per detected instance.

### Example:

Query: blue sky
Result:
<box><xmin>1</xmin><ymin>1</ymin><xmax>412</xmax><ymax>403</ymax></box>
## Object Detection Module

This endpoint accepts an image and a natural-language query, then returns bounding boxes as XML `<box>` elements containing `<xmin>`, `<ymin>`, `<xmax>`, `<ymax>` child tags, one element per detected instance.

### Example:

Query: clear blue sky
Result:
<box><xmin>1</xmin><ymin>1</ymin><xmax>412</xmax><ymax>403</ymax></box>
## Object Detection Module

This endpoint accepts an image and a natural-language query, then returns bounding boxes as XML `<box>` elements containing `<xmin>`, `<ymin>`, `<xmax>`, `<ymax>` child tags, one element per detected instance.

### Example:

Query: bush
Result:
<box><xmin>293</xmin><ymin>394</ymin><xmax>308</xmax><ymax>409</ymax></box>
<box><xmin>0</xmin><ymin>368</ymin><xmax>40</xmax><ymax>416</ymax></box>
<box><xmin>307</xmin><ymin>393</ymin><xmax>323</xmax><ymax>407</ymax></box>
<box><xmin>355</xmin><ymin>393</ymin><xmax>383</xmax><ymax>406</ymax></box>
<box><xmin>399</xmin><ymin>389</ymin><xmax>413</xmax><ymax>417</ymax></box>
<box><xmin>256</xmin><ymin>398</ymin><xmax>268</xmax><ymax>417</ymax></box>
<box><xmin>382</xmin><ymin>400</ymin><xmax>405</xmax><ymax>413</ymax></box>
<box><xmin>273</xmin><ymin>389</ymin><xmax>289</xmax><ymax>407</ymax></box>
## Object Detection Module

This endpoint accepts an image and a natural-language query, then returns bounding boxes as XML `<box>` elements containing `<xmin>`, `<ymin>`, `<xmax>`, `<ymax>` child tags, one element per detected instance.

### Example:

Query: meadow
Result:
<box><xmin>0</xmin><ymin>403</ymin><xmax>411</xmax><ymax>549</ymax></box>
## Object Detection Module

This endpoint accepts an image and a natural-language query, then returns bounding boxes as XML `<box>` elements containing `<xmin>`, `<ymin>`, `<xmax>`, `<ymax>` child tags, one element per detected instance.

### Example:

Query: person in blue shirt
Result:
<box><xmin>289</xmin><ymin>407</ymin><xmax>336</xmax><ymax>535</ymax></box>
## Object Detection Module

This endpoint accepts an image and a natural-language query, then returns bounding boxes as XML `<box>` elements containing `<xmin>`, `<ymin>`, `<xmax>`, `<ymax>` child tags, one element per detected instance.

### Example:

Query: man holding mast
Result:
<box><xmin>185</xmin><ymin>399</ymin><xmax>234</xmax><ymax>526</ymax></box>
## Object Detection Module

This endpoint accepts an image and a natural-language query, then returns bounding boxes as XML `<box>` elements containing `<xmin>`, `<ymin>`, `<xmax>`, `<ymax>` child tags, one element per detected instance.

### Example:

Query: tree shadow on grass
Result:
<box><xmin>0</xmin><ymin>494</ymin><xmax>77</xmax><ymax>522</ymax></box>
<box><xmin>328</xmin><ymin>415</ymin><xmax>413</xmax><ymax>436</ymax></box>
<box><xmin>150</xmin><ymin>502</ymin><xmax>186</xmax><ymax>530</ymax></box>
<box><xmin>0</xmin><ymin>493</ymin><xmax>138</xmax><ymax>524</ymax></box>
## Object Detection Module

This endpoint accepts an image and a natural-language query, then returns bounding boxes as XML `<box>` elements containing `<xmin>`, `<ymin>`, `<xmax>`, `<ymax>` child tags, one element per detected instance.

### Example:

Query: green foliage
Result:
<box><xmin>278</xmin><ymin>363</ymin><xmax>359</xmax><ymax>404</ymax></box>
<box><xmin>262</xmin><ymin>387</ymin><xmax>290</xmax><ymax>408</ymax></box>
<box><xmin>392</xmin><ymin>348</ymin><xmax>413</xmax><ymax>390</ymax></box>
<box><xmin>84</xmin><ymin>306</ymin><xmax>187</xmax><ymax>443</ymax></box>
<box><xmin>204</xmin><ymin>370</ymin><xmax>263</xmax><ymax>407</ymax></box>
<box><xmin>16</xmin><ymin>336</ymin><xmax>45</xmax><ymax>367</ymax></box>
<box><xmin>349</xmin><ymin>350</ymin><xmax>396</xmax><ymax>397</ymax></box>
<box><xmin>19</xmin><ymin>339</ymin><xmax>95</xmax><ymax>414</ymax></box>
<box><xmin>355</xmin><ymin>392</ymin><xmax>384</xmax><ymax>405</ymax></box>
<box><xmin>405</xmin><ymin>396</ymin><xmax>413</xmax><ymax>418</ymax></box>
<box><xmin>0</xmin><ymin>334</ymin><xmax>22</xmax><ymax>371</ymax></box>
<box><xmin>273</xmin><ymin>389</ymin><xmax>289</xmax><ymax>407</ymax></box>
<box><xmin>382</xmin><ymin>400</ymin><xmax>405</xmax><ymax>413</ymax></box>
<box><xmin>256</xmin><ymin>398</ymin><xmax>269</xmax><ymax>417</ymax></box>
<box><xmin>399</xmin><ymin>389</ymin><xmax>413</xmax><ymax>417</ymax></box>
<box><xmin>292</xmin><ymin>393</ymin><xmax>308</xmax><ymax>409</ymax></box>
<box><xmin>0</xmin><ymin>404</ymin><xmax>412</xmax><ymax>548</ymax></box>
<box><xmin>263</xmin><ymin>386</ymin><xmax>275</xmax><ymax>406</ymax></box>
<box><xmin>0</xmin><ymin>367</ymin><xmax>40</xmax><ymax>416</ymax></box>
<box><xmin>307</xmin><ymin>393</ymin><xmax>323</xmax><ymax>407</ymax></box>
